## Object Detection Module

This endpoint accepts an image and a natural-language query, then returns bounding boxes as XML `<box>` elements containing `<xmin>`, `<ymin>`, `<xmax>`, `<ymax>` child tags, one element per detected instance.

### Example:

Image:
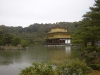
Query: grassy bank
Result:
<box><xmin>0</xmin><ymin>45</ymin><xmax>24</xmax><ymax>50</ymax></box>
<box><xmin>86</xmin><ymin>70</ymin><xmax>100</xmax><ymax>75</ymax></box>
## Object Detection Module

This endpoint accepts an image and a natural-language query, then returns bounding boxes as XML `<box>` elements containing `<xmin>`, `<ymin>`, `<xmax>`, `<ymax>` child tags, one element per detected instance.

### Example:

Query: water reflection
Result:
<box><xmin>46</xmin><ymin>46</ymin><xmax>71</xmax><ymax>64</ymax></box>
<box><xmin>65</xmin><ymin>46</ymin><xmax>71</xmax><ymax>54</ymax></box>
<box><xmin>0</xmin><ymin>63</ymin><xmax>30</xmax><ymax>75</ymax></box>
<box><xmin>0</xmin><ymin>46</ymin><xmax>80</xmax><ymax>75</ymax></box>
<box><xmin>0</xmin><ymin>50</ymin><xmax>22</xmax><ymax>65</ymax></box>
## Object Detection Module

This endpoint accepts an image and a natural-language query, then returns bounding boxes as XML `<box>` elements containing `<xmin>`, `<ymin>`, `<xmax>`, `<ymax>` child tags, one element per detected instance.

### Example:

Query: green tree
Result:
<box><xmin>12</xmin><ymin>37</ymin><xmax>21</xmax><ymax>46</ymax></box>
<box><xmin>21</xmin><ymin>40</ymin><xmax>29</xmax><ymax>48</ymax></box>
<box><xmin>72</xmin><ymin>0</ymin><xmax>100</xmax><ymax>70</ymax></box>
<box><xmin>2</xmin><ymin>33</ymin><xmax>13</xmax><ymax>45</ymax></box>
<box><xmin>73</xmin><ymin>0</ymin><xmax>100</xmax><ymax>47</ymax></box>
<box><xmin>82</xmin><ymin>0</ymin><xmax>100</xmax><ymax>46</ymax></box>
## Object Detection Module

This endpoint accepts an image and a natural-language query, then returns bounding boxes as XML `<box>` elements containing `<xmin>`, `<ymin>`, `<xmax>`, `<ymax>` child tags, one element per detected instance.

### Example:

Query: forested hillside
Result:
<box><xmin>0</xmin><ymin>22</ymin><xmax>79</xmax><ymax>46</ymax></box>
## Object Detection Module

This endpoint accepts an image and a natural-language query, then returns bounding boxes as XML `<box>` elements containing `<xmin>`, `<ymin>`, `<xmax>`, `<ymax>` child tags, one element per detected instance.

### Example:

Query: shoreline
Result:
<box><xmin>0</xmin><ymin>46</ymin><xmax>24</xmax><ymax>50</ymax></box>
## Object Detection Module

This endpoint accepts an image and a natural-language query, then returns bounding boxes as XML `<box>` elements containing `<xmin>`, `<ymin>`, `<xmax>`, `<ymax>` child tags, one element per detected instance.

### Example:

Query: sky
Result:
<box><xmin>0</xmin><ymin>0</ymin><xmax>95</xmax><ymax>27</ymax></box>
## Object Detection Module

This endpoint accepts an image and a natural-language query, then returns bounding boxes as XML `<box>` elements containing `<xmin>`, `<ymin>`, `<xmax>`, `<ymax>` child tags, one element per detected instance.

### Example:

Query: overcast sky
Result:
<box><xmin>0</xmin><ymin>0</ymin><xmax>95</xmax><ymax>27</ymax></box>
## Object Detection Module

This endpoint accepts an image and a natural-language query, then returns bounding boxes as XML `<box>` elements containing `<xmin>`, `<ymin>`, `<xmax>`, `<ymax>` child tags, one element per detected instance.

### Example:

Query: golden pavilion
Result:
<box><xmin>46</xmin><ymin>26</ymin><xmax>71</xmax><ymax>45</ymax></box>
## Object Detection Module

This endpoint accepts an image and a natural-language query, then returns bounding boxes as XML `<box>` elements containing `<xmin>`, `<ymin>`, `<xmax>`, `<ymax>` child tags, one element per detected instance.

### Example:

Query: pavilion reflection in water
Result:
<box><xmin>65</xmin><ymin>46</ymin><xmax>71</xmax><ymax>54</ymax></box>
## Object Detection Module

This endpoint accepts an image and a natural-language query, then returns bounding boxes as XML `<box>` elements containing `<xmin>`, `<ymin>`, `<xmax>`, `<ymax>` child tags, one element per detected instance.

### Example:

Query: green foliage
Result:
<box><xmin>12</xmin><ymin>37</ymin><xmax>21</xmax><ymax>46</ymax></box>
<box><xmin>72</xmin><ymin>0</ymin><xmax>100</xmax><ymax>47</ymax></box>
<box><xmin>81</xmin><ymin>46</ymin><xmax>100</xmax><ymax>71</ymax></box>
<box><xmin>90</xmin><ymin>64</ymin><xmax>100</xmax><ymax>70</ymax></box>
<box><xmin>20</xmin><ymin>59</ymin><xmax>92</xmax><ymax>75</ymax></box>
<box><xmin>83</xmin><ymin>46</ymin><xmax>97</xmax><ymax>52</ymax></box>
<box><xmin>21</xmin><ymin>40</ymin><xmax>30</xmax><ymax>48</ymax></box>
<box><xmin>56</xmin><ymin>58</ymin><xmax>92</xmax><ymax>75</ymax></box>
<box><xmin>1</xmin><ymin>33</ymin><xmax>13</xmax><ymax>45</ymax></box>
<box><xmin>20</xmin><ymin>62</ymin><xmax>54</xmax><ymax>75</ymax></box>
<box><xmin>0</xmin><ymin>21</ymin><xmax>79</xmax><ymax>45</ymax></box>
<box><xmin>72</xmin><ymin>30</ymin><xmax>83</xmax><ymax>44</ymax></box>
<box><xmin>72</xmin><ymin>1</ymin><xmax>100</xmax><ymax>71</ymax></box>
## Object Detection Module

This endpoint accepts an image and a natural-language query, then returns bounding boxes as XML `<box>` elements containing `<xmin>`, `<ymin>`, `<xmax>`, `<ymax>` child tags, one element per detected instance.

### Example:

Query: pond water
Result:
<box><xmin>0</xmin><ymin>45</ymin><xmax>80</xmax><ymax>75</ymax></box>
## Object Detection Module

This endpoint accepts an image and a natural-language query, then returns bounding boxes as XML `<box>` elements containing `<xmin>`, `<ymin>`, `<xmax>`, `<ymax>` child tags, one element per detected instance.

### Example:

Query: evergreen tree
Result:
<box><xmin>73</xmin><ymin>0</ymin><xmax>100</xmax><ymax>47</ymax></box>
<box><xmin>83</xmin><ymin>0</ymin><xmax>100</xmax><ymax>46</ymax></box>
<box><xmin>72</xmin><ymin>0</ymin><xmax>100</xmax><ymax>70</ymax></box>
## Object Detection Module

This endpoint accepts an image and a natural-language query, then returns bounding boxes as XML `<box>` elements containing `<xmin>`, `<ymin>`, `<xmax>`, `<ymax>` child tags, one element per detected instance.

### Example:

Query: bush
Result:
<box><xmin>21</xmin><ymin>40</ymin><xmax>29</xmax><ymax>48</ymax></box>
<box><xmin>56</xmin><ymin>58</ymin><xmax>92</xmax><ymax>75</ymax></box>
<box><xmin>83</xmin><ymin>46</ymin><xmax>97</xmax><ymax>52</ymax></box>
<box><xmin>82</xmin><ymin>46</ymin><xmax>100</xmax><ymax>65</ymax></box>
<box><xmin>20</xmin><ymin>62</ymin><xmax>54</xmax><ymax>75</ymax></box>
<box><xmin>20</xmin><ymin>59</ymin><xmax>92</xmax><ymax>75</ymax></box>
<box><xmin>90</xmin><ymin>64</ymin><xmax>100</xmax><ymax>70</ymax></box>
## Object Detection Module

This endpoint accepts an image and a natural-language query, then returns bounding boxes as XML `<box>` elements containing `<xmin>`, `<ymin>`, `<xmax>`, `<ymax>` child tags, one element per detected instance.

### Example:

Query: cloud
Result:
<box><xmin>0</xmin><ymin>0</ymin><xmax>95</xmax><ymax>27</ymax></box>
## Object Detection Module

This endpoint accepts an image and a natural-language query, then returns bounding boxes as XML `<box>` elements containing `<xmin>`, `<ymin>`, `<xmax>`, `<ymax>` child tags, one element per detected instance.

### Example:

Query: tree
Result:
<box><xmin>82</xmin><ymin>0</ymin><xmax>100</xmax><ymax>46</ymax></box>
<box><xmin>72</xmin><ymin>0</ymin><xmax>100</xmax><ymax>70</ymax></box>
<box><xmin>73</xmin><ymin>0</ymin><xmax>100</xmax><ymax>47</ymax></box>
<box><xmin>21</xmin><ymin>40</ymin><xmax>29</xmax><ymax>48</ymax></box>
<box><xmin>12</xmin><ymin>37</ymin><xmax>21</xmax><ymax>46</ymax></box>
<box><xmin>2</xmin><ymin>33</ymin><xmax>13</xmax><ymax>45</ymax></box>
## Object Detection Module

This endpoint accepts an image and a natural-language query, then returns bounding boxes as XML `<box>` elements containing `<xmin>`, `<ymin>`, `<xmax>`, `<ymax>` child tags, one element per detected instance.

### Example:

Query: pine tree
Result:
<box><xmin>83</xmin><ymin>0</ymin><xmax>100</xmax><ymax>46</ymax></box>
<box><xmin>72</xmin><ymin>1</ymin><xmax>100</xmax><ymax>69</ymax></box>
<box><xmin>74</xmin><ymin>0</ymin><xmax>100</xmax><ymax>47</ymax></box>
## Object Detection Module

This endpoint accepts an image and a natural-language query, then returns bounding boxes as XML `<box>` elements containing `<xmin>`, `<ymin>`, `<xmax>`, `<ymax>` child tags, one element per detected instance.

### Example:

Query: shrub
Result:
<box><xmin>20</xmin><ymin>59</ymin><xmax>92</xmax><ymax>75</ymax></box>
<box><xmin>83</xmin><ymin>46</ymin><xmax>97</xmax><ymax>52</ymax></box>
<box><xmin>21</xmin><ymin>40</ymin><xmax>29</xmax><ymax>48</ymax></box>
<box><xmin>56</xmin><ymin>58</ymin><xmax>92</xmax><ymax>75</ymax></box>
<box><xmin>20</xmin><ymin>62</ymin><xmax>54</xmax><ymax>75</ymax></box>
<box><xmin>90</xmin><ymin>64</ymin><xmax>100</xmax><ymax>70</ymax></box>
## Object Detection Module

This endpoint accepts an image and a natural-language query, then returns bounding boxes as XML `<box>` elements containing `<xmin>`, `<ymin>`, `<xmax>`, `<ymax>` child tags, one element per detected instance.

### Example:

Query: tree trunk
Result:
<box><xmin>91</xmin><ymin>39</ymin><xmax>95</xmax><ymax>46</ymax></box>
<box><xmin>84</xmin><ymin>41</ymin><xmax>87</xmax><ymax>47</ymax></box>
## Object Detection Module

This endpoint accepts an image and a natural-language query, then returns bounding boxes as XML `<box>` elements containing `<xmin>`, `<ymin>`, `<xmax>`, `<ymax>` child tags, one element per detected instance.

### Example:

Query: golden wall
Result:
<box><xmin>49</xmin><ymin>28</ymin><xmax>67</xmax><ymax>33</ymax></box>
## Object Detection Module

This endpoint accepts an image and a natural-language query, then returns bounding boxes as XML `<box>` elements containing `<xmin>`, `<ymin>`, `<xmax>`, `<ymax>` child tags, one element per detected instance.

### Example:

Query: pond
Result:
<box><xmin>0</xmin><ymin>45</ymin><xmax>80</xmax><ymax>75</ymax></box>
